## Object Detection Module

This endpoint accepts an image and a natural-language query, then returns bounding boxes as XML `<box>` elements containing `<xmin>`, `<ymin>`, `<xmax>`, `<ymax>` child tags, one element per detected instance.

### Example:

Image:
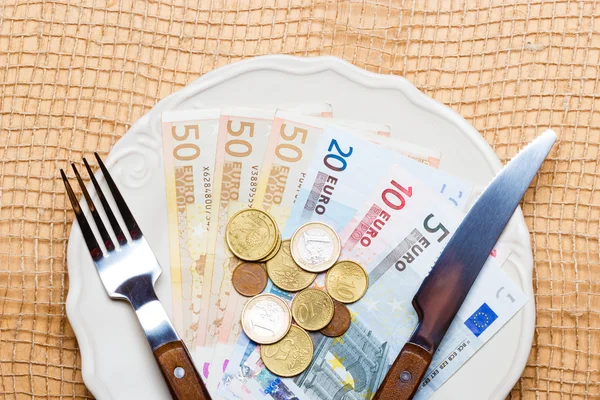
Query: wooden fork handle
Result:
<box><xmin>153</xmin><ymin>340</ymin><xmax>212</xmax><ymax>400</ymax></box>
<box><xmin>373</xmin><ymin>342</ymin><xmax>432</xmax><ymax>400</ymax></box>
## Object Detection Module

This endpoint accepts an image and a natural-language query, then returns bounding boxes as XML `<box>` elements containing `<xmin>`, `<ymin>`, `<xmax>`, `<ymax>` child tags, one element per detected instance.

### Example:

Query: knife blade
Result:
<box><xmin>373</xmin><ymin>129</ymin><xmax>556</xmax><ymax>400</ymax></box>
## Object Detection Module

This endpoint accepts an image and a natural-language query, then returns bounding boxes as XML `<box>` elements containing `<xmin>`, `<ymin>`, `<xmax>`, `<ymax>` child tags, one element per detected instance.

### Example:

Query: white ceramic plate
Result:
<box><xmin>66</xmin><ymin>55</ymin><xmax>535</xmax><ymax>400</ymax></box>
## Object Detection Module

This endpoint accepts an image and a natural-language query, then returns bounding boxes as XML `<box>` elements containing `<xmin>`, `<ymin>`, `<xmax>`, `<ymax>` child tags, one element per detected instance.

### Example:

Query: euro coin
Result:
<box><xmin>226</xmin><ymin>208</ymin><xmax>278</xmax><ymax>261</ymax></box>
<box><xmin>325</xmin><ymin>260</ymin><xmax>368</xmax><ymax>303</ymax></box>
<box><xmin>260</xmin><ymin>325</ymin><xmax>313</xmax><ymax>377</ymax></box>
<box><xmin>266</xmin><ymin>240</ymin><xmax>317</xmax><ymax>292</ymax></box>
<box><xmin>291</xmin><ymin>288</ymin><xmax>334</xmax><ymax>331</ymax></box>
<box><xmin>232</xmin><ymin>262</ymin><xmax>268</xmax><ymax>297</ymax></box>
<box><xmin>320</xmin><ymin>300</ymin><xmax>351</xmax><ymax>337</ymax></box>
<box><xmin>290</xmin><ymin>222</ymin><xmax>341</xmax><ymax>273</ymax></box>
<box><xmin>241</xmin><ymin>294</ymin><xmax>291</xmax><ymax>344</ymax></box>
<box><xmin>259</xmin><ymin>231</ymin><xmax>282</xmax><ymax>262</ymax></box>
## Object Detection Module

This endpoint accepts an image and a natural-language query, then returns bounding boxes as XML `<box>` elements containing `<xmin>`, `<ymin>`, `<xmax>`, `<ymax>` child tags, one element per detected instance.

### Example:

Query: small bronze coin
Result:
<box><xmin>320</xmin><ymin>300</ymin><xmax>351</xmax><ymax>337</ymax></box>
<box><xmin>232</xmin><ymin>262</ymin><xmax>268</xmax><ymax>297</ymax></box>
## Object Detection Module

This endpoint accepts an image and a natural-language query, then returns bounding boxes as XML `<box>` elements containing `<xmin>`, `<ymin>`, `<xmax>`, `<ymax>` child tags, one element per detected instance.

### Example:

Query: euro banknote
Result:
<box><xmin>203</xmin><ymin>106</ymin><xmax>334</xmax><ymax>390</ymax></box>
<box><xmin>161</xmin><ymin>109</ymin><xmax>221</xmax><ymax>349</ymax></box>
<box><xmin>219</xmin><ymin>163</ymin><xmax>527</xmax><ymax>400</ymax></box>
<box><xmin>282</xmin><ymin>125</ymin><xmax>472</xmax><ymax>239</ymax></box>
<box><xmin>190</xmin><ymin>108</ymin><xmax>276</xmax><ymax>385</ymax></box>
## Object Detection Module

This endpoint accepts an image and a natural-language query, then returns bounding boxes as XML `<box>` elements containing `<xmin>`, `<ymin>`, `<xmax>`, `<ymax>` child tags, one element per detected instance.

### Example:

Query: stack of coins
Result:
<box><xmin>227</xmin><ymin>212</ymin><xmax>369</xmax><ymax>378</ymax></box>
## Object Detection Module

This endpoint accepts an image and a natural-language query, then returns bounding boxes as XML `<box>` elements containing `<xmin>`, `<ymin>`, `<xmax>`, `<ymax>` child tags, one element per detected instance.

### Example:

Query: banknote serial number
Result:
<box><xmin>203</xmin><ymin>167</ymin><xmax>212</xmax><ymax>217</ymax></box>
<box><xmin>420</xmin><ymin>340</ymin><xmax>470</xmax><ymax>388</ymax></box>
<box><xmin>248</xmin><ymin>166</ymin><xmax>259</xmax><ymax>203</ymax></box>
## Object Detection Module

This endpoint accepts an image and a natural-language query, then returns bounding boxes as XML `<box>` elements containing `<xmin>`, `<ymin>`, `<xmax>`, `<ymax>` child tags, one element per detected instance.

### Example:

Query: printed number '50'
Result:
<box><xmin>323</xmin><ymin>139</ymin><xmax>353</xmax><ymax>172</ymax></box>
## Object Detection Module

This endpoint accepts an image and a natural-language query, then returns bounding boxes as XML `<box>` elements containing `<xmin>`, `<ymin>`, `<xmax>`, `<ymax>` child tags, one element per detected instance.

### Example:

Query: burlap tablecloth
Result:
<box><xmin>1</xmin><ymin>0</ymin><xmax>598</xmax><ymax>398</ymax></box>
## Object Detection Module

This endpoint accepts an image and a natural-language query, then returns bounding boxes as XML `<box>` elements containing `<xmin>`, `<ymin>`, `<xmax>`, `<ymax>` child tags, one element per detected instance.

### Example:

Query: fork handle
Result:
<box><xmin>153</xmin><ymin>340</ymin><xmax>212</xmax><ymax>400</ymax></box>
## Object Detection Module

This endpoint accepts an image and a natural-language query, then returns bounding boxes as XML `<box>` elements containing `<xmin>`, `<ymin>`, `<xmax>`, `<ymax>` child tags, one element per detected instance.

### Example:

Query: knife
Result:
<box><xmin>373</xmin><ymin>130</ymin><xmax>556</xmax><ymax>400</ymax></box>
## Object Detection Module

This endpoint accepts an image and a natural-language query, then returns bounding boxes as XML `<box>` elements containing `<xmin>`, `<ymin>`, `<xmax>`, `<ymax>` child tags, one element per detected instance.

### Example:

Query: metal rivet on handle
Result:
<box><xmin>400</xmin><ymin>371</ymin><xmax>411</xmax><ymax>382</ymax></box>
<box><xmin>174</xmin><ymin>367</ymin><xmax>185</xmax><ymax>379</ymax></box>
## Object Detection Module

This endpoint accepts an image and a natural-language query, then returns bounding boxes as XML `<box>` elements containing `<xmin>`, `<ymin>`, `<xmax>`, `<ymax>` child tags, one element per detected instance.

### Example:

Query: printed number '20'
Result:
<box><xmin>323</xmin><ymin>139</ymin><xmax>353</xmax><ymax>172</ymax></box>
<box><xmin>382</xmin><ymin>180</ymin><xmax>412</xmax><ymax>210</ymax></box>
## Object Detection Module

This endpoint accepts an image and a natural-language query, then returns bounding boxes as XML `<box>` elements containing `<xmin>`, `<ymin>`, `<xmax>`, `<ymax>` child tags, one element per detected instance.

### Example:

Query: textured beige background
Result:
<box><xmin>1</xmin><ymin>0</ymin><xmax>599</xmax><ymax>399</ymax></box>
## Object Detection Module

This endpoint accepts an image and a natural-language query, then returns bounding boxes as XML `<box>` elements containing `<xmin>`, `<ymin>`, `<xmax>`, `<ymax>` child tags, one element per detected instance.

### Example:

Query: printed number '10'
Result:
<box><xmin>382</xmin><ymin>180</ymin><xmax>412</xmax><ymax>210</ymax></box>
<box><xmin>172</xmin><ymin>125</ymin><xmax>200</xmax><ymax>161</ymax></box>
<box><xmin>323</xmin><ymin>139</ymin><xmax>353</xmax><ymax>172</ymax></box>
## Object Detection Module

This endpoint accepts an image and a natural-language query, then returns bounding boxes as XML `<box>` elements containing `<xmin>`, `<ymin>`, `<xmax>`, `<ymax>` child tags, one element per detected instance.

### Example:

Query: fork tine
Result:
<box><xmin>71</xmin><ymin>163</ymin><xmax>115</xmax><ymax>252</ymax></box>
<box><xmin>83</xmin><ymin>158</ymin><xmax>127</xmax><ymax>246</ymax></box>
<box><xmin>60</xmin><ymin>169</ymin><xmax>103</xmax><ymax>261</ymax></box>
<box><xmin>94</xmin><ymin>152</ymin><xmax>142</xmax><ymax>240</ymax></box>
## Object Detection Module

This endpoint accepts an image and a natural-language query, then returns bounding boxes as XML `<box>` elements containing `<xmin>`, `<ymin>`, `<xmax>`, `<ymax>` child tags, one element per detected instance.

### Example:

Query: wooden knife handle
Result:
<box><xmin>373</xmin><ymin>342</ymin><xmax>433</xmax><ymax>400</ymax></box>
<box><xmin>153</xmin><ymin>340</ymin><xmax>212</xmax><ymax>400</ymax></box>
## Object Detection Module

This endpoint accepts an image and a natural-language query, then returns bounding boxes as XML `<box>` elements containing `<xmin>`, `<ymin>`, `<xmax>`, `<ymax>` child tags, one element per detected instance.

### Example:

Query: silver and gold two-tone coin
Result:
<box><xmin>290</xmin><ymin>222</ymin><xmax>341</xmax><ymax>273</ymax></box>
<box><xmin>241</xmin><ymin>293</ymin><xmax>291</xmax><ymax>344</ymax></box>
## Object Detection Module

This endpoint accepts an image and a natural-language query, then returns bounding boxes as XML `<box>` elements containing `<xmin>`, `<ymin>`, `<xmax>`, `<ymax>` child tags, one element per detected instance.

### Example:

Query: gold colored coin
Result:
<box><xmin>226</xmin><ymin>208</ymin><xmax>279</xmax><ymax>261</ymax></box>
<box><xmin>260</xmin><ymin>325</ymin><xmax>313</xmax><ymax>377</ymax></box>
<box><xmin>260</xmin><ymin>230</ymin><xmax>282</xmax><ymax>262</ymax></box>
<box><xmin>267</xmin><ymin>240</ymin><xmax>317</xmax><ymax>292</ymax></box>
<box><xmin>325</xmin><ymin>260</ymin><xmax>369</xmax><ymax>303</ymax></box>
<box><xmin>291</xmin><ymin>288</ymin><xmax>334</xmax><ymax>331</ymax></box>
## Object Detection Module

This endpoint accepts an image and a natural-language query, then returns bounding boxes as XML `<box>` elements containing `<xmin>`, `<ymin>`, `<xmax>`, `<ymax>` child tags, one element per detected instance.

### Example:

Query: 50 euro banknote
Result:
<box><xmin>218</xmin><ymin>164</ymin><xmax>527</xmax><ymax>400</ymax></box>
<box><xmin>195</xmin><ymin>107</ymin><xmax>277</xmax><ymax>378</ymax></box>
<box><xmin>161</xmin><ymin>109</ymin><xmax>221</xmax><ymax>348</ymax></box>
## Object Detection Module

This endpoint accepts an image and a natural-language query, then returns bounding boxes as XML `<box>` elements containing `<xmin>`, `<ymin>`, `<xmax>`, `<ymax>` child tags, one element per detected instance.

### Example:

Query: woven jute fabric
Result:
<box><xmin>0</xmin><ymin>0</ymin><xmax>598</xmax><ymax>399</ymax></box>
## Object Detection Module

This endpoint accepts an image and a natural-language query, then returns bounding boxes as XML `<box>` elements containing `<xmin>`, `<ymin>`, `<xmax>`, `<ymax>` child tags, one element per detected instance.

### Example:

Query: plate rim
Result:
<box><xmin>66</xmin><ymin>54</ymin><xmax>535</xmax><ymax>399</ymax></box>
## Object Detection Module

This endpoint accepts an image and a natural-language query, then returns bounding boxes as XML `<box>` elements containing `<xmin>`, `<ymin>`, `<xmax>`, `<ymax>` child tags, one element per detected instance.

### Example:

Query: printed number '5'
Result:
<box><xmin>323</xmin><ymin>139</ymin><xmax>353</xmax><ymax>172</ymax></box>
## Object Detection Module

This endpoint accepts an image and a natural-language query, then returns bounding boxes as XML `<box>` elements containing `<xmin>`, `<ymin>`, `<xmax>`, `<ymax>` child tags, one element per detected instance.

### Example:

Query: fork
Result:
<box><xmin>61</xmin><ymin>153</ymin><xmax>211</xmax><ymax>400</ymax></box>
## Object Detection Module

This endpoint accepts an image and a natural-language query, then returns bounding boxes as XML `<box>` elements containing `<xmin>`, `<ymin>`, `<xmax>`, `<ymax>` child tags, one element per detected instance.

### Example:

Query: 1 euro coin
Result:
<box><xmin>290</xmin><ymin>222</ymin><xmax>340</xmax><ymax>273</ymax></box>
<box><xmin>241</xmin><ymin>294</ymin><xmax>291</xmax><ymax>344</ymax></box>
